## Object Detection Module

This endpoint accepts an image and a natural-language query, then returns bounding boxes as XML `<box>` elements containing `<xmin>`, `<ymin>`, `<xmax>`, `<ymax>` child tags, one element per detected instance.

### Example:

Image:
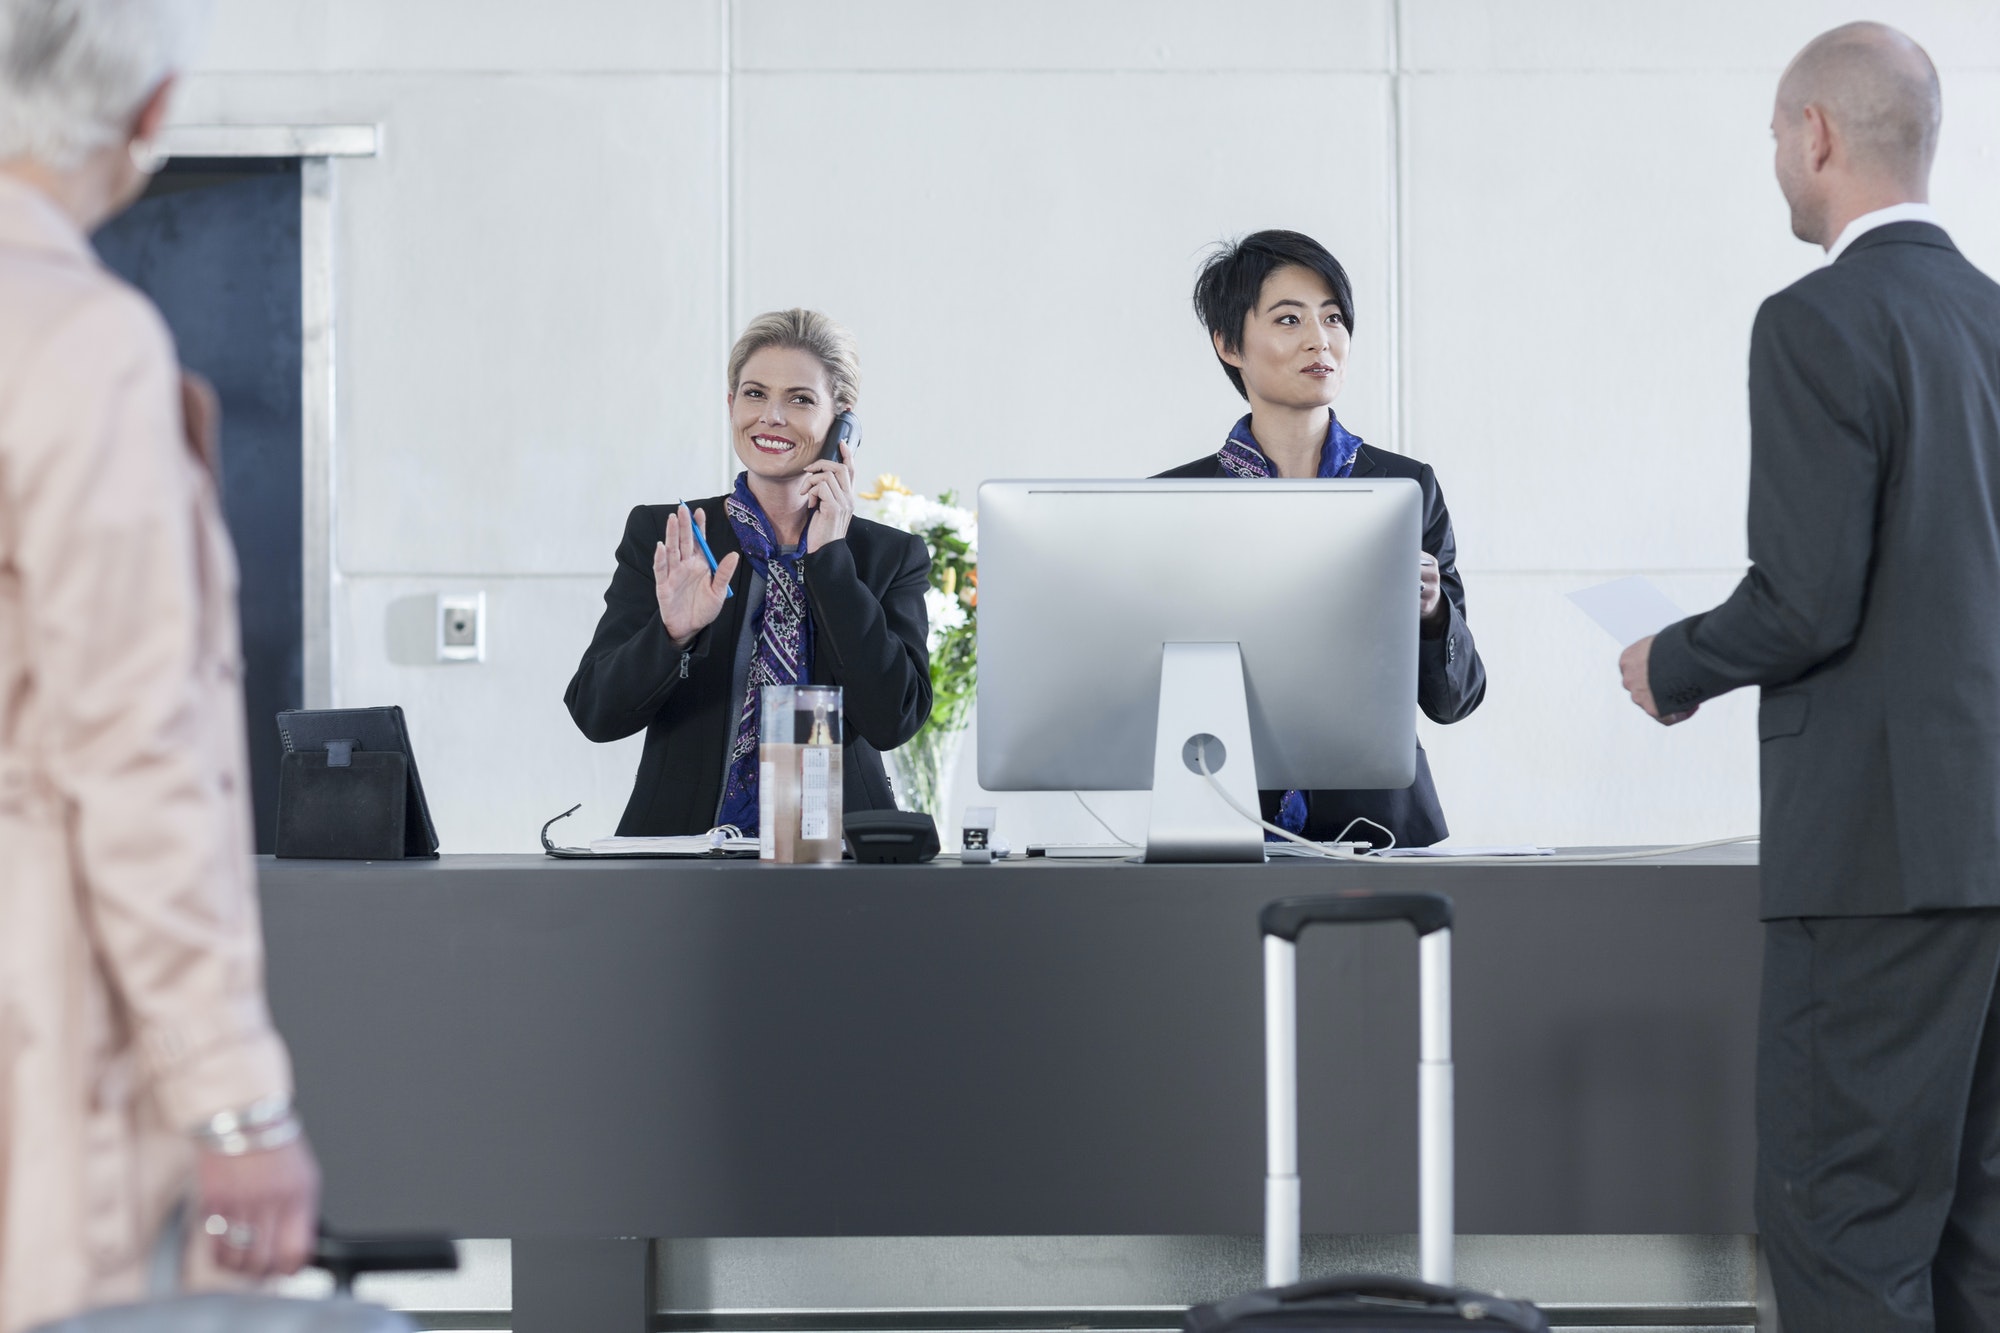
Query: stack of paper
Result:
<box><xmin>1565</xmin><ymin>576</ymin><xmax>1687</xmax><ymax>647</ymax></box>
<box><xmin>589</xmin><ymin>833</ymin><xmax>759</xmax><ymax>856</ymax></box>
<box><xmin>1375</xmin><ymin>845</ymin><xmax>1554</xmax><ymax>858</ymax></box>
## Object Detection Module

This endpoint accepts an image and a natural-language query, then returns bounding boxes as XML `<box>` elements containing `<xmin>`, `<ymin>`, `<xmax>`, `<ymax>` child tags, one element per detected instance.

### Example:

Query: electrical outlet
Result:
<box><xmin>437</xmin><ymin>593</ymin><xmax>486</xmax><ymax>663</ymax></box>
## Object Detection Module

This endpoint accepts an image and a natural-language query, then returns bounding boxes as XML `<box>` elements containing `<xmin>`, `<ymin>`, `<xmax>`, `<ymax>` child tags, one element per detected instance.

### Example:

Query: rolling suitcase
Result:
<box><xmin>1183</xmin><ymin>891</ymin><xmax>1548</xmax><ymax>1333</ymax></box>
<box><xmin>28</xmin><ymin>1220</ymin><xmax>459</xmax><ymax>1333</ymax></box>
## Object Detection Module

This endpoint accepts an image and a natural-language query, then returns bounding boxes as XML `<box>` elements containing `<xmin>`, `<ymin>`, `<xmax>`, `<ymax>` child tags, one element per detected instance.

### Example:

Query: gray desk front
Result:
<box><xmin>258</xmin><ymin>850</ymin><xmax>1761</xmax><ymax>1323</ymax></box>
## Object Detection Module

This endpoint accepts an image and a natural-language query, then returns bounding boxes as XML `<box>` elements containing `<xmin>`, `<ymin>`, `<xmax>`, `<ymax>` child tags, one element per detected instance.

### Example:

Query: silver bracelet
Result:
<box><xmin>199</xmin><ymin>1112</ymin><xmax>303</xmax><ymax>1157</ymax></box>
<box><xmin>194</xmin><ymin>1094</ymin><xmax>298</xmax><ymax>1155</ymax></box>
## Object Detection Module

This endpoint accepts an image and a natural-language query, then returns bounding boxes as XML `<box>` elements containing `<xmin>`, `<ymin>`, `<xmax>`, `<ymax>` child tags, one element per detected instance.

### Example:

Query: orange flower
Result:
<box><xmin>856</xmin><ymin>473</ymin><xmax>914</xmax><ymax>501</ymax></box>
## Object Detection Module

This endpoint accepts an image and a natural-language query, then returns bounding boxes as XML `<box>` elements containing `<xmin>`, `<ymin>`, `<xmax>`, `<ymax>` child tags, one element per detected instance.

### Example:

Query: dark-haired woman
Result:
<box><xmin>1158</xmin><ymin>229</ymin><xmax>1485</xmax><ymax>848</ymax></box>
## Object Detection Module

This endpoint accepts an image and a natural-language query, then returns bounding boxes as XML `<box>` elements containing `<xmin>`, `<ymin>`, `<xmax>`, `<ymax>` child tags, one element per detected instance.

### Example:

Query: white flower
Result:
<box><xmin>923</xmin><ymin>586</ymin><xmax>968</xmax><ymax>653</ymax></box>
<box><xmin>858</xmin><ymin>490</ymin><xmax>921</xmax><ymax>532</ymax></box>
<box><xmin>861</xmin><ymin>490</ymin><xmax>979</xmax><ymax>560</ymax></box>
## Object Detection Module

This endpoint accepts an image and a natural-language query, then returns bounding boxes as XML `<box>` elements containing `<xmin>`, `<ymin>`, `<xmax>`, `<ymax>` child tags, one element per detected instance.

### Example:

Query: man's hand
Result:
<box><xmin>1620</xmin><ymin>635</ymin><xmax>1697</xmax><ymax>726</ymax></box>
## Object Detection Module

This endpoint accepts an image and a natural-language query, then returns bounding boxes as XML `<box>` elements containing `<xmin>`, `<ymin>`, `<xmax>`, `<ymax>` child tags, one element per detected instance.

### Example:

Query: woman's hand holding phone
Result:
<box><xmin>656</xmin><ymin>504</ymin><xmax>739</xmax><ymax>647</ymax></box>
<box><xmin>802</xmin><ymin>441</ymin><xmax>857</xmax><ymax>555</ymax></box>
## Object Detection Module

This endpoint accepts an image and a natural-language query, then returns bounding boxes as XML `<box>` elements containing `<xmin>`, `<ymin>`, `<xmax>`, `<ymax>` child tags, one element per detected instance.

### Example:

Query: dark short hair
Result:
<box><xmin>1193</xmin><ymin>230</ymin><xmax>1355</xmax><ymax>400</ymax></box>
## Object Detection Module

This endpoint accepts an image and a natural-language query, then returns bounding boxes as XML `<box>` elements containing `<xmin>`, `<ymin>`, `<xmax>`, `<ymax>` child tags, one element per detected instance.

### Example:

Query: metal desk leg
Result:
<box><xmin>513</xmin><ymin>1237</ymin><xmax>652</xmax><ymax>1333</ymax></box>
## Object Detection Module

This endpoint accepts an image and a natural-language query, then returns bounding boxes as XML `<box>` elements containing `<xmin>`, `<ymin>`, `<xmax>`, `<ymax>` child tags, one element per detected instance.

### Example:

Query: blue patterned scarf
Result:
<box><xmin>1215</xmin><ymin>411</ymin><xmax>1366</xmax><ymax>836</ymax></box>
<box><xmin>1216</xmin><ymin>410</ymin><xmax>1364</xmax><ymax>480</ymax></box>
<box><xmin>716</xmin><ymin>474</ymin><xmax>813</xmax><ymax>833</ymax></box>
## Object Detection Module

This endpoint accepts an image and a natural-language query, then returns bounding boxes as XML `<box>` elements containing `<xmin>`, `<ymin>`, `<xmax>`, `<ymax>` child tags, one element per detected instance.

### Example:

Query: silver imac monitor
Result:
<box><xmin>976</xmin><ymin>478</ymin><xmax>1421</xmax><ymax>862</ymax></box>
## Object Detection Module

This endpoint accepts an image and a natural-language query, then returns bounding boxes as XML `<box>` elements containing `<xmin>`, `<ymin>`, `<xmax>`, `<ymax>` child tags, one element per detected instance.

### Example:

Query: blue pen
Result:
<box><xmin>683</xmin><ymin>504</ymin><xmax>735</xmax><ymax>599</ymax></box>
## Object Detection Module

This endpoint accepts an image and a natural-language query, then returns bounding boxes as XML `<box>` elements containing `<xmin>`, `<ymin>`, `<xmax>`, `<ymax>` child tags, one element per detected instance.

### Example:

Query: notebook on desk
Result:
<box><xmin>540</xmin><ymin>805</ymin><xmax>759</xmax><ymax>859</ymax></box>
<box><xmin>590</xmin><ymin>833</ymin><xmax>760</xmax><ymax>856</ymax></box>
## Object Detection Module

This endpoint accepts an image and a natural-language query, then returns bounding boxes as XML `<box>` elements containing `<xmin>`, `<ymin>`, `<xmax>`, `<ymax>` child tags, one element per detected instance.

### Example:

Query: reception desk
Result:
<box><xmin>259</xmin><ymin>848</ymin><xmax>1762</xmax><ymax>1329</ymax></box>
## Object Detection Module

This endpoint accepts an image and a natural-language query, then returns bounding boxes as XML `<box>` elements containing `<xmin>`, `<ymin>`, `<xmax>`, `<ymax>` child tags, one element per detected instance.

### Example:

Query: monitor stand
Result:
<box><xmin>1145</xmin><ymin>643</ymin><xmax>1267</xmax><ymax>863</ymax></box>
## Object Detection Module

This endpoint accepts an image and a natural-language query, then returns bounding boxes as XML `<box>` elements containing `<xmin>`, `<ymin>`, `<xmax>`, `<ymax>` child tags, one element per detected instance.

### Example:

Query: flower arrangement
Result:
<box><xmin>857</xmin><ymin>474</ymin><xmax>977</xmax><ymax>818</ymax></box>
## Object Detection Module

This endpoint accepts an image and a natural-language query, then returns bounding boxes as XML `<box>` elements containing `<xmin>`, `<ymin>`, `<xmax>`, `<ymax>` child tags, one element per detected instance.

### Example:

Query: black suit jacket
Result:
<box><xmin>566</xmin><ymin>499</ymin><xmax>933</xmax><ymax>836</ymax></box>
<box><xmin>1649</xmin><ymin>222</ymin><xmax>2000</xmax><ymax>918</ymax></box>
<box><xmin>1155</xmin><ymin>443</ymin><xmax>1486</xmax><ymax>847</ymax></box>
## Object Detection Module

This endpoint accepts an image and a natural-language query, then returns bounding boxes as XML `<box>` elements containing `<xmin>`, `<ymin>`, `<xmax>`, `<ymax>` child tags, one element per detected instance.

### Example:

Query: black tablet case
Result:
<box><xmin>276</xmin><ymin>707</ymin><xmax>440</xmax><ymax>859</ymax></box>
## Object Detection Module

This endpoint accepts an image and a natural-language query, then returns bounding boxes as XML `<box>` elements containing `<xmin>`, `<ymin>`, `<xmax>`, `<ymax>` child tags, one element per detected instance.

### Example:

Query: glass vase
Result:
<box><xmin>888</xmin><ymin>721</ymin><xmax>967</xmax><ymax>826</ymax></box>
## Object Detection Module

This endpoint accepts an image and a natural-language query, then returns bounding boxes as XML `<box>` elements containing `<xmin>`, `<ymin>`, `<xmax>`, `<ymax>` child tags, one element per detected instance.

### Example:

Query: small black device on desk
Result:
<box><xmin>844</xmin><ymin>809</ymin><xmax>939</xmax><ymax>864</ymax></box>
<box><xmin>275</xmin><ymin>706</ymin><xmax>440</xmax><ymax>859</ymax></box>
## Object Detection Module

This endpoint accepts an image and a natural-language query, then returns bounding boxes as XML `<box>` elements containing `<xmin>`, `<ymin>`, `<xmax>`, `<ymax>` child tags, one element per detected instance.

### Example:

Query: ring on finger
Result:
<box><xmin>205</xmin><ymin>1214</ymin><xmax>257</xmax><ymax>1250</ymax></box>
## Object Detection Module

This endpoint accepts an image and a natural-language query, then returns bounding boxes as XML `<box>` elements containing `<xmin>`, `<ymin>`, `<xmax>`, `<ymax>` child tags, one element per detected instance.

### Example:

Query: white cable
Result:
<box><xmin>1332</xmin><ymin>814</ymin><xmax>1397</xmax><ymax>852</ymax></box>
<box><xmin>1192</xmin><ymin>743</ymin><xmax>1349</xmax><ymax>857</ymax></box>
<box><xmin>1072</xmin><ymin>788</ymin><xmax>1136</xmax><ymax>840</ymax></box>
<box><xmin>1190</xmin><ymin>744</ymin><xmax>1756</xmax><ymax>866</ymax></box>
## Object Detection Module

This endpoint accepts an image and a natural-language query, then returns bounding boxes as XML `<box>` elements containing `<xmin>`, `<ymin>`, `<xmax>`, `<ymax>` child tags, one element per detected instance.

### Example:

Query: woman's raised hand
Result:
<box><xmin>803</xmin><ymin>441</ymin><xmax>857</xmax><ymax>554</ymax></box>
<box><xmin>656</xmin><ymin>504</ymin><xmax>739</xmax><ymax>646</ymax></box>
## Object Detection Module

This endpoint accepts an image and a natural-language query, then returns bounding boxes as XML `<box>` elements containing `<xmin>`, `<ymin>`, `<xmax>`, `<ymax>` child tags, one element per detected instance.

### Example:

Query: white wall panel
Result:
<box><xmin>1412</xmin><ymin>571</ymin><xmax>1758</xmax><ymax>848</ymax></box>
<box><xmin>176</xmin><ymin>72</ymin><xmax>730</xmax><ymax>575</ymax></box>
<box><xmin>197</xmin><ymin>0</ymin><xmax>722</xmax><ymax>73</ymax></box>
<box><xmin>736</xmin><ymin>0</ymin><xmax>1389</xmax><ymax>72</ymax></box>
<box><xmin>337</xmin><ymin>577</ymin><xmax>645</xmax><ymax>852</ymax></box>
<box><xmin>196</xmin><ymin>0</ymin><xmax>328</xmax><ymax>72</ymax></box>
<box><xmin>1403</xmin><ymin>70</ymin><xmax>1817</xmax><ymax>574</ymax></box>
<box><xmin>1404</xmin><ymin>0</ymin><xmax>2000</xmax><ymax>72</ymax></box>
<box><xmin>734</xmin><ymin>71</ymin><xmax>1396</xmax><ymax>503</ymax></box>
<box><xmin>1930</xmin><ymin>74</ymin><xmax>2000</xmax><ymax>276</ymax></box>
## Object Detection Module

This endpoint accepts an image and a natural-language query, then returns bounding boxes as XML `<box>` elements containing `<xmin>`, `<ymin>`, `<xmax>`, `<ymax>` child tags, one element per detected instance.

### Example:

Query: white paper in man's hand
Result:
<box><xmin>1567</xmin><ymin>576</ymin><xmax>1686</xmax><ymax>647</ymax></box>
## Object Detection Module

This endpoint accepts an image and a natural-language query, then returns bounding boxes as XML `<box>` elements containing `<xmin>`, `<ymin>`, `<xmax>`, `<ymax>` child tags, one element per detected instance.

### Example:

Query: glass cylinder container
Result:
<box><xmin>758</xmin><ymin>684</ymin><xmax>844</xmax><ymax>864</ymax></box>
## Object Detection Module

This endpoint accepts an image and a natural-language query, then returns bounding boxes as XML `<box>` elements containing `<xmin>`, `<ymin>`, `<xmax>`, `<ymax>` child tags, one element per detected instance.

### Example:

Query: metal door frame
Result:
<box><xmin>160</xmin><ymin>124</ymin><xmax>379</xmax><ymax>708</ymax></box>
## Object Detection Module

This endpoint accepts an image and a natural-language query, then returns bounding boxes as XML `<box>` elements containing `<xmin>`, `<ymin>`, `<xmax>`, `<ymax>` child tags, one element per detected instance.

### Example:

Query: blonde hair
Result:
<box><xmin>727</xmin><ymin>308</ymin><xmax>859</xmax><ymax>410</ymax></box>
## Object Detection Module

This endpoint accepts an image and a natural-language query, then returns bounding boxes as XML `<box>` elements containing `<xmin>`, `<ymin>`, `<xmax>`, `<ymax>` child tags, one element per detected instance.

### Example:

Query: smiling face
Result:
<box><xmin>1215</xmin><ymin>264</ymin><xmax>1350</xmax><ymax>412</ymax></box>
<box><xmin>729</xmin><ymin>345</ymin><xmax>840</xmax><ymax>482</ymax></box>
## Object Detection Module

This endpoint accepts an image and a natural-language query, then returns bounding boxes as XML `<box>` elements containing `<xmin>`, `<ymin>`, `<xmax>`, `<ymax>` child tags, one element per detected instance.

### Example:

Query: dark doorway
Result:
<box><xmin>95</xmin><ymin>158</ymin><xmax>304</xmax><ymax>853</ymax></box>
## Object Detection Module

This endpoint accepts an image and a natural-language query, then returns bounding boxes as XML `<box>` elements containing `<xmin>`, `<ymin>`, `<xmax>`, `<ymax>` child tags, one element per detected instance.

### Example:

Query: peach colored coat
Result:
<box><xmin>0</xmin><ymin>174</ymin><xmax>292</xmax><ymax>1332</ymax></box>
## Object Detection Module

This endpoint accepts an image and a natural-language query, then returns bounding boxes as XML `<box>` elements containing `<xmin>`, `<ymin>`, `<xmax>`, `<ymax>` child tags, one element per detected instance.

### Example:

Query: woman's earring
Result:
<box><xmin>128</xmin><ymin>139</ymin><xmax>165</xmax><ymax>176</ymax></box>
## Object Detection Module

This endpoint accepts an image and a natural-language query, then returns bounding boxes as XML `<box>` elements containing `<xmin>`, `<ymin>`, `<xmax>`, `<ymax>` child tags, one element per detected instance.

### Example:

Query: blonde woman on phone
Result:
<box><xmin>566</xmin><ymin>309</ymin><xmax>932</xmax><ymax>835</ymax></box>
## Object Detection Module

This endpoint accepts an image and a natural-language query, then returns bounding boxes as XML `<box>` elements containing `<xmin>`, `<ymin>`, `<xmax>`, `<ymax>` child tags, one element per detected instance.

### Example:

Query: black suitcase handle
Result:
<box><xmin>314</xmin><ymin>1228</ymin><xmax>458</xmax><ymax>1295</ymax></box>
<box><xmin>1259</xmin><ymin>890</ymin><xmax>1453</xmax><ymax>940</ymax></box>
<box><xmin>1273</xmin><ymin>1273</ymin><xmax>1456</xmax><ymax>1305</ymax></box>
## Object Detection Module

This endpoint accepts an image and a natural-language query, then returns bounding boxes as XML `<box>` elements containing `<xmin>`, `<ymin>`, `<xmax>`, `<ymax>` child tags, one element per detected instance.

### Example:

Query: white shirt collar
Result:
<box><xmin>1825</xmin><ymin>202</ymin><xmax>1943</xmax><ymax>264</ymax></box>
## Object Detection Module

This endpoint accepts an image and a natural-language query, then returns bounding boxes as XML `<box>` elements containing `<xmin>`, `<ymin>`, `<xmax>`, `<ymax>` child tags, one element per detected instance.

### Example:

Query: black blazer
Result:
<box><xmin>1155</xmin><ymin>444</ymin><xmax>1485</xmax><ymax>847</ymax></box>
<box><xmin>566</xmin><ymin>498</ymin><xmax>933</xmax><ymax>836</ymax></box>
<box><xmin>1649</xmin><ymin>222</ymin><xmax>2000</xmax><ymax>918</ymax></box>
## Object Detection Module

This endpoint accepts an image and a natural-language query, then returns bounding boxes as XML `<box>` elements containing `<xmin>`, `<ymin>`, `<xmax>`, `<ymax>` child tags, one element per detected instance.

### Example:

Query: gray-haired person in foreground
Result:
<box><xmin>0</xmin><ymin>2</ymin><xmax>319</xmax><ymax>1327</ymax></box>
<box><xmin>1620</xmin><ymin>22</ymin><xmax>2000</xmax><ymax>1332</ymax></box>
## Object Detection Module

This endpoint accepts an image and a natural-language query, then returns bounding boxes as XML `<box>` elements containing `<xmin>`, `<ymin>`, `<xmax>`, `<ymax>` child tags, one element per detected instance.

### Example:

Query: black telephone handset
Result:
<box><xmin>819</xmin><ymin>410</ymin><xmax>861</xmax><ymax>464</ymax></box>
<box><xmin>808</xmin><ymin>411</ymin><xmax>861</xmax><ymax>515</ymax></box>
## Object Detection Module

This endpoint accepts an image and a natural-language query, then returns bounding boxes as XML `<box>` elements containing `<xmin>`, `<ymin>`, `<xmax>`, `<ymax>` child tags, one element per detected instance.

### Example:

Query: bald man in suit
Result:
<box><xmin>1621</xmin><ymin>24</ymin><xmax>2000</xmax><ymax>1332</ymax></box>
